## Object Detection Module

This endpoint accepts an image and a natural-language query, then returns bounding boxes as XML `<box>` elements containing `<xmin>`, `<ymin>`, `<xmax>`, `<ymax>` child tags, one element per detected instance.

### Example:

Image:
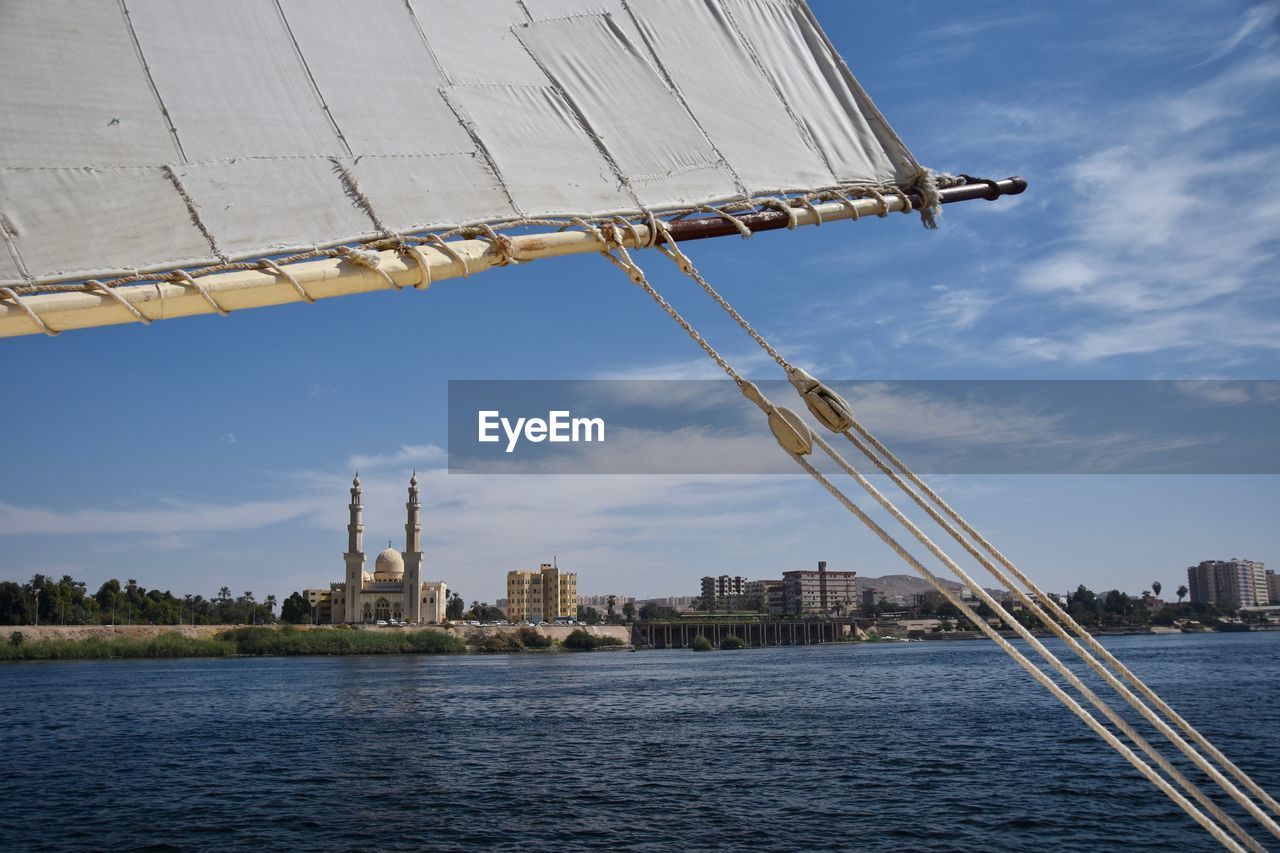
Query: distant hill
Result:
<box><xmin>855</xmin><ymin>574</ymin><xmax>965</xmax><ymax>597</ymax></box>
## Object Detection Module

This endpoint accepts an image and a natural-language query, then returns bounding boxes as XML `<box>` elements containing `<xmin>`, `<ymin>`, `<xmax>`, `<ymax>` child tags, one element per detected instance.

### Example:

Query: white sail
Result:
<box><xmin>0</xmin><ymin>0</ymin><xmax>921</xmax><ymax>288</ymax></box>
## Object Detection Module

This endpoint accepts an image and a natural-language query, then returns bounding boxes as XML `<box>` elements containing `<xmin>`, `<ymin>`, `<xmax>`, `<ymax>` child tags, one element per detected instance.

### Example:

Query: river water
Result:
<box><xmin>1</xmin><ymin>632</ymin><xmax>1277</xmax><ymax>851</ymax></box>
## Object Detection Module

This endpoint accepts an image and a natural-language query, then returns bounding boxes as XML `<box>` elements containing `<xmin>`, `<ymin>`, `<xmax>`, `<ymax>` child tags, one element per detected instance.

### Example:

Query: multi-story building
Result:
<box><xmin>781</xmin><ymin>562</ymin><xmax>857</xmax><ymax>615</ymax></box>
<box><xmin>507</xmin><ymin>563</ymin><xmax>578</xmax><ymax>622</ymax></box>
<box><xmin>1268</xmin><ymin>570</ymin><xmax>1280</xmax><ymax>605</ymax></box>
<box><xmin>1187</xmin><ymin>559</ymin><xmax>1269</xmax><ymax>607</ymax></box>
<box><xmin>577</xmin><ymin>594</ymin><xmax>630</xmax><ymax>611</ymax></box>
<box><xmin>744</xmin><ymin>579</ymin><xmax>782</xmax><ymax>613</ymax></box>
<box><xmin>700</xmin><ymin>575</ymin><xmax>747</xmax><ymax>611</ymax></box>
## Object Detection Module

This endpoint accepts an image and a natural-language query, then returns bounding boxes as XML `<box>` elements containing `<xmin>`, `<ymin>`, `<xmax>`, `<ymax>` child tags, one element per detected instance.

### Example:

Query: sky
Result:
<box><xmin>1</xmin><ymin>0</ymin><xmax>1278</xmax><ymax>608</ymax></box>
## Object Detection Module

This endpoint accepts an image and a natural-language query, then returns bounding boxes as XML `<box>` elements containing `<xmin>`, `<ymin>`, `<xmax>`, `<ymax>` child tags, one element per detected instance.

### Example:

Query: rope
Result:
<box><xmin>171</xmin><ymin>270</ymin><xmax>229</xmax><ymax>317</ymax></box>
<box><xmin>809</xmin><ymin>429</ymin><xmax>1270</xmax><ymax>849</ymax></box>
<box><xmin>85</xmin><ymin>280</ymin><xmax>151</xmax><ymax>325</ymax></box>
<box><xmin>845</xmin><ymin>413</ymin><xmax>1280</xmax><ymax>822</ymax></box>
<box><xmin>787</xmin><ymin>450</ymin><xmax>1246</xmax><ymax>853</ymax></box>
<box><xmin>0</xmin><ymin>286</ymin><xmax>59</xmax><ymax>336</ymax></box>
<box><xmin>258</xmin><ymin>258</ymin><xmax>315</xmax><ymax>304</ymax></box>
<box><xmin>630</xmin><ymin>234</ymin><xmax>1278</xmax><ymax>848</ymax></box>
<box><xmin>423</xmin><ymin>234</ymin><xmax>471</xmax><ymax>278</ymax></box>
<box><xmin>335</xmin><ymin>246</ymin><xmax>400</xmax><ymax>291</ymax></box>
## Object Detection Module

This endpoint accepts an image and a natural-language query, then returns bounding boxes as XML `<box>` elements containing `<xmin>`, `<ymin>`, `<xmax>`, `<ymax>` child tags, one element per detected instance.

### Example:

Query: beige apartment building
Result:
<box><xmin>507</xmin><ymin>563</ymin><xmax>578</xmax><ymax>622</ymax></box>
<box><xmin>1187</xmin><ymin>558</ymin><xmax>1269</xmax><ymax>607</ymax></box>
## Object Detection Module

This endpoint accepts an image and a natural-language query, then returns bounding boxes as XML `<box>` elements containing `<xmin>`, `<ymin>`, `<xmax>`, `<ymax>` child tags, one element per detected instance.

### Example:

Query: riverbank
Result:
<box><xmin>0</xmin><ymin>624</ymin><xmax>631</xmax><ymax>661</ymax></box>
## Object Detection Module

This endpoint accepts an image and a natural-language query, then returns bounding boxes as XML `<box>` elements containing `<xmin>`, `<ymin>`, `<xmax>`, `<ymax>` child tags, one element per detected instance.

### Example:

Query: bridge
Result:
<box><xmin>633</xmin><ymin>618</ymin><xmax>858</xmax><ymax>649</ymax></box>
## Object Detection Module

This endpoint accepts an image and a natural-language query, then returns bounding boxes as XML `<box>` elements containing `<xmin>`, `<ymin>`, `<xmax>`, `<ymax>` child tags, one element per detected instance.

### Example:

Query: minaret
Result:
<box><xmin>344</xmin><ymin>472</ymin><xmax>365</xmax><ymax>623</ymax></box>
<box><xmin>403</xmin><ymin>471</ymin><xmax>424</xmax><ymax>624</ymax></box>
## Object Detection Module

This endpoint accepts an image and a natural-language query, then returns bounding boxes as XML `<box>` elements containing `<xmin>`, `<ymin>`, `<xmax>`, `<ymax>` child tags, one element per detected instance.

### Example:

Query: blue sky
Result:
<box><xmin>2</xmin><ymin>1</ymin><xmax>1278</xmax><ymax>606</ymax></box>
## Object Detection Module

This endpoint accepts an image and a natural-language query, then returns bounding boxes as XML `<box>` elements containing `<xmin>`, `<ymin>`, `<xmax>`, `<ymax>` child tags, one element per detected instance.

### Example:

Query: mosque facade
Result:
<box><xmin>305</xmin><ymin>473</ymin><xmax>448</xmax><ymax>624</ymax></box>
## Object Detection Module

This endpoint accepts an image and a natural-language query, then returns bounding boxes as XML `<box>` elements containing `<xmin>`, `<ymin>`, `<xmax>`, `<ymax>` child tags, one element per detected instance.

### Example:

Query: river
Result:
<box><xmin>1</xmin><ymin>632</ymin><xmax>1277</xmax><ymax>850</ymax></box>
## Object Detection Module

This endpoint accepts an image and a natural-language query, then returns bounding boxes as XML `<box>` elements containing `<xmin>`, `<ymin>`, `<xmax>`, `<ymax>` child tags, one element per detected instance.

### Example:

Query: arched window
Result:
<box><xmin>361</xmin><ymin>603</ymin><xmax>372</xmax><ymax>622</ymax></box>
<box><xmin>392</xmin><ymin>603</ymin><xmax>403</xmax><ymax>621</ymax></box>
<box><xmin>375</xmin><ymin>598</ymin><xmax>391</xmax><ymax>621</ymax></box>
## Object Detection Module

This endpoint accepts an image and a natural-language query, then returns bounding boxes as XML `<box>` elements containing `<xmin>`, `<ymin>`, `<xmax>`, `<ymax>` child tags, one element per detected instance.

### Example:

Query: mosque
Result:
<box><xmin>305</xmin><ymin>472</ymin><xmax>448</xmax><ymax>624</ymax></box>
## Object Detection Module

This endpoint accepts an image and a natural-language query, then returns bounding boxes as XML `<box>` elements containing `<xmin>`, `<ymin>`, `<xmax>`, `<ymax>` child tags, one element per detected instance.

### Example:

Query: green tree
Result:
<box><xmin>582</xmin><ymin>606</ymin><xmax>603</xmax><ymax>626</ymax></box>
<box><xmin>1176</xmin><ymin>584</ymin><xmax>1188</xmax><ymax>603</ymax></box>
<box><xmin>446</xmin><ymin>593</ymin><xmax>464</xmax><ymax>621</ymax></box>
<box><xmin>691</xmin><ymin>635</ymin><xmax>714</xmax><ymax>651</ymax></box>
<box><xmin>606</xmin><ymin>595</ymin><xmax>617</xmax><ymax>622</ymax></box>
<box><xmin>280</xmin><ymin>592</ymin><xmax>311</xmax><ymax>624</ymax></box>
<box><xmin>1152</xmin><ymin>581</ymin><xmax>1162</xmax><ymax>598</ymax></box>
<box><xmin>264</xmin><ymin>594</ymin><xmax>277</xmax><ymax>622</ymax></box>
<box><xmin>621</xmin><ymin>601</ymin><xmax>636</xmax><ymax>622</ymax></box>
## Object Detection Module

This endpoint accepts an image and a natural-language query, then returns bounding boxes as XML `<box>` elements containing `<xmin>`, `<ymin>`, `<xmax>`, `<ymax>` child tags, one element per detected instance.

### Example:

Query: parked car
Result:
<box><xmin>375</xmin><ymin>620</ymin><xmax>388</xmax><ymax>626</ymax></box>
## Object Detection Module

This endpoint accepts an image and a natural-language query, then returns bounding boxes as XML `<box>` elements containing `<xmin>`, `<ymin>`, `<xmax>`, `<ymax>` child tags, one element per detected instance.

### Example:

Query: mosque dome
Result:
<box><xmin>374</xmin><ymin>547</ymin><xmax>404</xmax><ymax>579</ymax></box>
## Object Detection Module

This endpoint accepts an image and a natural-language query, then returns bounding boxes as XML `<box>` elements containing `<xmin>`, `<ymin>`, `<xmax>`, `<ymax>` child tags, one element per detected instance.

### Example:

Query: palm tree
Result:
<box><xmin>606</xmin><ymin>595</ymin><xmax>617</xmax><ymax>620</ymax></box>
<box><xmin>218</xmin><ymin>586</ymin><xmax>231</xmax><ymax>602</ymax></box>
<box><xmin>1152</xmin><ymin>581</ymin><xmax>1162</xmax><ymax>598</ymax></box>
<box><xmin>264</xmin><ymin>594</ymin><xmax>276</xmax><ymax>623</ymax></box>
<box><xmin>1176</xmin><ymin>584</ymin><xmax>1188</xmax><ymax>603</ymax></box>
<box><xmin>244</xmin><ymin>591</ymin><xmax>255</xmax><ymax>625</ymax></box>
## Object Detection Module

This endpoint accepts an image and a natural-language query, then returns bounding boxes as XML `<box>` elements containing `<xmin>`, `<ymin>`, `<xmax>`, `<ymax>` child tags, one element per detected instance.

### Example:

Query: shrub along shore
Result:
<box><xmin>1</xmin><ymin>625</ymin><xmax>628</xmax><ymax>661</ymax></box>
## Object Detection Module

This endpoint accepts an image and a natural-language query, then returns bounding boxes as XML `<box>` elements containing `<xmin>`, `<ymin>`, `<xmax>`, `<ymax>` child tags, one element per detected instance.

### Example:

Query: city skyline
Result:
<box><xmin>2</xmin><ymin>0</ymin><xmax>1278</xmax><ymax>612</ymax></box>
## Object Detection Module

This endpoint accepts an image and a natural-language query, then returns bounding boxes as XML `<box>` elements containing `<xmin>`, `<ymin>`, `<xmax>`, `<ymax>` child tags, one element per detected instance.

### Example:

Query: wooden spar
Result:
<box><xmin>0</xmin><ymin>177</ymin><xmax>1026</xmax><ymax>339</ymax></box>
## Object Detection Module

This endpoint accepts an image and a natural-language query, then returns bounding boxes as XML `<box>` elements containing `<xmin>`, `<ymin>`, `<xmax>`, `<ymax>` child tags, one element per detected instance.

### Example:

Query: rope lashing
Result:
<box><xmin>85</xmin><ymin>280</ymin><xmax>151</xmax><ymax>325</ymax></box>
<box><xmin>423</xmin><ymin>234</ymin><xmax>471</xmax><ymax>278</ymax></box>
<box><xmin>0</xmin><ymin>287</ymin><xmax>59</xmax><ymax>336</ymax></box>
<box><xmin>618</xmin><ymin>236</ymin><xmax>1279</xmax><ymax>850</ymax></box>
<box><xmin>397</xmin><ymin>242</ymin><xmax>434</xmax><ymax>290</ymax></box>
<box><xmin>171</xmin><ymin>270</ymin><xmax>229</xmax><ymax>317</ymax></box>
<box><xmin>864</xmin><ymin>187</ymin><xmax>891</xmax><ymax>217</ymax></box>
<box><xmin>759</xmin><ymin>197</ymin><xmax>800</xmax><ymax>230</ymax></box>
<box><xmin>257</xmin><ymin>258</ymin><xmax>315</xmax><ymax>304</ymax></box>
<box><xmin>796</xmin><ymin>197</ymin><xmax>824</xmax><ymax>226</ymax></box>
<box><xmin>828</xmin><ymin>190</ymin><xmax>861</xmax><ymax>221</ymax></box>
<box><xmin>697</xmin><ymin>205</ymin><xmax>753</xmax><ymax>239</ymax></box>
<box><xmin>466</xmin><ymin>223</ymin><xmax>519</xmax><ymax>266</ymax></box>
<box><xmin>335</xmin><ymin>246</ymin><xmax>400</xmax><ymax>291</ymax></box>
<box><xmin>611</xmin><ymin>217</ymin><xmax>645</xmax><ymax>250</ymax></box>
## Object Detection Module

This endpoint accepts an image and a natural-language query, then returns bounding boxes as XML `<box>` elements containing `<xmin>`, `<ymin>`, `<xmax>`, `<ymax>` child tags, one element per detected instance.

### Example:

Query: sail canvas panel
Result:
<box><xmin>125</xmin><ymin>0</ymin><xmax>348</xmax><ymax>160</ymax></box>
<box><xmin>723</xmin><ymin>0</ymin><xmax>914</xmax><ymax>186</ymax></box>
<box><xmin>346</xmin><ymin>154</ymin><xmax>517</xmax><ymax>235</ymax></box>
<box><xmin>0</xmin><ymin>167</ymin><xmax>217</xmax><ymax>279</ymax></box>
<box><xmin>443</xmin><ymin>85</ymin><xmax>637</xmax><ymax>217</ymax></box>
<box><xmin>625</xmin><ymin>0</ymin><xmax>837</xmax><ymax>194</ymax></box>
<box><xmin>175</xmin><ymin>158</ymin><xmax>381</xmax><ymax>259</ymax></box>
<box><xmin>515</xmin><ymin>13</ymin><xmax>741</xmax><ymax>209</ymax></box>
<box><xmin>0</xmin><ymin>0</ymin><xmax>180</xmax><ymax>168</ymax></box>
<box><xmin>412</xmin><ymin>0</ymin><xmax>546</xmax><ymax>86</ymax></box>
<box><xmin>275</xmin><ymin>0</ymin><xmax>474</xmax><ymax>157</ymax></box>
<box><xmin>0</xmin><ymin>0</ymin><xmax>923</xmax><ymax>286</ymax></box>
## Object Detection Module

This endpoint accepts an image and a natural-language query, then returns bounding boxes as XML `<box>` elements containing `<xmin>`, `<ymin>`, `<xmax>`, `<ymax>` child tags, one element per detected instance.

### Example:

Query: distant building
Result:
<box><xmin>507</xmin><ymin>563</ymin><xmax>578</xmax><ymax>622</ymax></box>
<box><xmin>635</xmin><ymin>596</ymin><xmax>699</xmax><ymax>612</ymax></box>
<box><xmin>700</xmin><ymin>575</ymin><xmax>747</xmax><ymax>611</ymax></box>
<box><xmin>305</xmin><ymin>473</ymin><xmax>448</xmax><ymax>625</ymax></box>
<box><xmin>781</xmin><ymin>562</ymin><xmax>857</xmax><ymax>615</ymax></box>
<box><xmin>577</xmin><ymin>594</ymin><xmax>630</xmax><ymax>610</ymax></box>
<box><xmin>1187</xmin><ymin>559</ymin><xmax>1269</xmax><ymax>607</ymax></box>
<box><xmin>744</xmin><ymin>579</ymin><xmax>782</xmax><ymax>613</ymax></box>
<box><xmin>1268</xmin><ymin>570</ymin><xmax>1279</xmax><ymax>605</ymax></box>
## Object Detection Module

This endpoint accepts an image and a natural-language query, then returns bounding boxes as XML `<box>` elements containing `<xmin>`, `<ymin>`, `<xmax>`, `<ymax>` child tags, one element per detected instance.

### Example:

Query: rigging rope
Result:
<box><xmin>647</xmin><ymin>226</ymin><xmax>1280</xmax><ymax>836</ymax></box>
<box><xmin>599</xmin><ymin>227</ymin><xmax>1278</xmax><ymax>850</ymax></box>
